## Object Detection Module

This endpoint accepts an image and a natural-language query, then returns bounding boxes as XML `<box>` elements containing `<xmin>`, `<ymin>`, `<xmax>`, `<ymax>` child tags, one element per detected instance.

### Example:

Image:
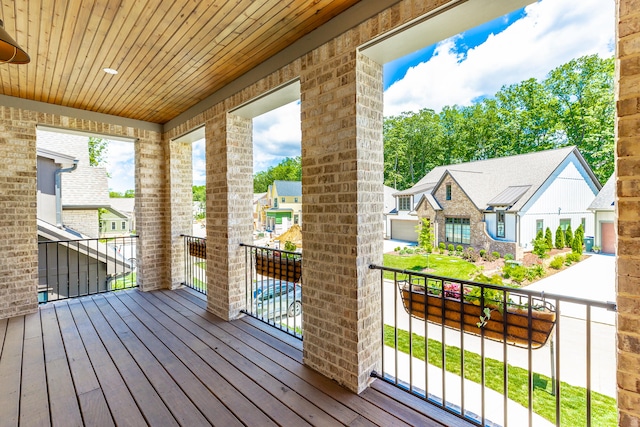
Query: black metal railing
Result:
<box><xmin>369</xmin><ymin>264</ymin><xmax>617</xmax><ymax>427</ymax></box>
<box><xmin>240</xmin><ymin>243</ymin><xmax>302</xmax><ymax>339</ymax></box>
<box><xmin>182</xmin><ymin>235</ymin><xmax>207</xmax><ymax>294</ymax></box>
<box><xmin>38</xmin><ymin>235</ymin><xmax>138</xmax><ymax>303</ymax></box>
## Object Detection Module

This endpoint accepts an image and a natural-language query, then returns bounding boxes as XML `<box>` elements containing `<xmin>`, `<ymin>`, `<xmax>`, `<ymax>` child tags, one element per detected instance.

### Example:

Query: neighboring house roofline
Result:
<box><xmin>37</xmin><ymin>148</ymin><xmax>77</xmax><ymax>164</ymax></box>
<box><xmin>414</xmin><ymin>193</ymin><xmax>443</xmax><ymax>212</ymax></box>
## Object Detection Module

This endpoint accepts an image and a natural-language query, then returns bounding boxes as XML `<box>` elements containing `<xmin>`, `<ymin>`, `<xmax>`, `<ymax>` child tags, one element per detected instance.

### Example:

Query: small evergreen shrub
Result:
<box><xmin>504</xmin><ymin>253</ymin><xmax>514</xmax><ymax>261</ymax></box>
<box><xmin>448</xmin><ymin>244</ymin><xmax>455</xmax><ymax>252</ymax></box>
<box><xmin>565</xmin><ymin>224</ymin><xmax>573</xmax><ymax>248</ymax></box>
<box><xmin>439</xmin><ymin>242</ymin><xmax>446</xmax><ymax>251</ymax></box>
<box><xmin>456</xmin><ymin>245</ymin><xmax>463</xmax><ymax>252</ymax></box>
<box><xmin>555</xmin><ymin>226</ymin><xmax>565</xmax><ymax>249</ymax></box>
<box><xmin>545</xmin><ymin>227</ymin><xmax>553</xmax><ymax>249</ymax></box>
<box><xmin>479</xmin><ymin>249</ymin><xmax>486</xmax><ymax>258</ymax></box>
<box><xmin>549</xmin><ymin>256</ymin><xmax>564</xmax><ymax>270</ymax></box>
<box><xmin>566</xmin><ymin>252</ymin><xmax>582</xmax><ymax>263</ymax></box>
<box><xmin>491</xmin><ymin>251</ymin><xmax>500</xmax><ymax>259</ymax></box>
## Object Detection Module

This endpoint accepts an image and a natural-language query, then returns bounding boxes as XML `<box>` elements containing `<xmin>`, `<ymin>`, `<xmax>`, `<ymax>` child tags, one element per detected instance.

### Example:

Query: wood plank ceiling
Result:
<box><xmin>0</xmin><ymin>0</ymin><xmax>361</xmax><ymax>124</ymax></box>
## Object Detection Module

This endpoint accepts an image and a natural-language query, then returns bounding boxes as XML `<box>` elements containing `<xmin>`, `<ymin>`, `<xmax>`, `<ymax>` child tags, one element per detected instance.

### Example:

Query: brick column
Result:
<box><xmin>167</xmin><ymin>139</ymin><xmax>193</xmax><ymax>288</ymax></box>
<box><xmin>617</xmin><ymin>1</ymin><xmax>640</xmax><ymax>424</ymax></box>
<box><xmin>135</xmin><ymin>133</ymin><xmax>170</xmax><ymax>291</ymax></box>
<box><xmin>300</xmin><ymin>49</ymin><xmax>384</xmax><ymax>393</ymax></box>
<box><xmin>205</xmin><ymin>113</ymin><xmax>253</xmax><ymax>320</ymax></box>
<box><xmin>0</xmin><ymin>107</ymin><xmax>38</xmax><ymax>319</ymax></box>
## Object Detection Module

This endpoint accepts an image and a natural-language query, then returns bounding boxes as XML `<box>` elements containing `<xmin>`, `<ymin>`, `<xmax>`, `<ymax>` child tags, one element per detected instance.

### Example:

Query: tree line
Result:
<box><xmin>384</xmin><ymin>55</ymin><xmax>614</xmax><ymax>189</ymax></box>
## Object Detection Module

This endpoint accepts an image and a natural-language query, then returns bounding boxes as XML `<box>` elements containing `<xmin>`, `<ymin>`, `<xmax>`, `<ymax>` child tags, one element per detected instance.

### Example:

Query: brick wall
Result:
<box><xmin>62</xmin><ymin>209</ymin><xmax>99</xmax><ymax>238</ymax></box>
<box><xmin>205</xmin><ymin>113</ymin><xmax>254</xmax><ymax>320</ymax></box>
<box><xmin>0</xmin><ymin>107</ymin><xmax>167</xmax><ymax>319</ymax></box>
<box><xmin>167</xmin><ymin>140</ymin><xmax>193</xmax><ymax>288</ymax></box>
<box><xmin>0</xmin><ymin>107</ymin><xmax>38</xmax><ymax>318</ymax></box>
<box><xmin>300</xmin><ymin>48</ymin><xmax>384</xmax><ymax>393</ymax></box>
<box><xmin>617</xmin><ymin>0</ymin><xmax>640</xmax><ymax>424</ymax></box>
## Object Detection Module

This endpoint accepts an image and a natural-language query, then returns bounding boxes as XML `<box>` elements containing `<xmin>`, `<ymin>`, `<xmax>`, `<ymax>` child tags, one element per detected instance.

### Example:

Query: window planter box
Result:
<box><xmin>255</xmin><ymin>252</ymin><xmax>301</xmax><ymax>283</ymax></box>
<box><xmin>400</xmin><ymin>283</ymin><xmax>556</xmax><ymax>349</ymax></box>
<box><xmin>188</xmin><ymin>240</ymin><xmax>206</xmax><ymax>259</ymax></box>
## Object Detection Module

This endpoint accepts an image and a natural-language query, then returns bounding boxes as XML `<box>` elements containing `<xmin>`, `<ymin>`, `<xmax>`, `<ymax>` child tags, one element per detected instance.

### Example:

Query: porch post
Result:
<box><xmin>0</xmin><ymin>107</ymin><xmax>38</xmax><ymax>319</ymax></box>
<box><xmin>616</xmin><ymin>0</ymin><xmax>640</xmax><ymax>424</ymax></box>
<box><xmin>300</xmin><ymin>49</ymin><xmax>384</xmax><ymax>393</ymax></box>
<box><xmin>205</xmin><ymin>113</ymin><xmax>253</xmax><ymax>320</ymax></box>
<box><xmin>167</xmin><ymin>139</ymin><xmax>194</xmax><ymax>288</ymax></box>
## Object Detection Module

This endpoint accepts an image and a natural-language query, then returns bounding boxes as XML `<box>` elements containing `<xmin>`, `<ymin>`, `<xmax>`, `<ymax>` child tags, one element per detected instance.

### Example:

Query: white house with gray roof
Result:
<box><xmin>387</xmin><ymin>146</ymin><xmax>601</xmax><ymax>258</ymax></box>
<box><xmin>588</xmin><ymin>175</ymin><xmax>615</xmax><ymax>254</ymax></box>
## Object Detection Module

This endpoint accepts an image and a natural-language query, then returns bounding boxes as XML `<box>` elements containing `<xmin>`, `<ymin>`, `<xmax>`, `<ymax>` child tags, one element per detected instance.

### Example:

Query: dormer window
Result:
<box><xmin>398</xmin><ymin>196</ymin><xmax>411</xmax><ymax>211</ymax></box>
<box><xmin>446</xmin><ymin>184</ymin><xmax>452</xmax><ymax>200</ymax></box>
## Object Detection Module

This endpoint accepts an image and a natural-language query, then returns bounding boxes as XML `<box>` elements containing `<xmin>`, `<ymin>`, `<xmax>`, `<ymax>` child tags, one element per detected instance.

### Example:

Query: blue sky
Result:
<box><xmin>105</xmin><ymin>0</ymin><xmax>615</xmax><ymax>191</ymax></box>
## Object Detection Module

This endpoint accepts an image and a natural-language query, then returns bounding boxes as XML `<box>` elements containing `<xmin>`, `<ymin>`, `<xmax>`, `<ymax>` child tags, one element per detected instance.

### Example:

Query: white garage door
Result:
<box><xmin>391</xmin><ymin>220</ymin><xmax>419</xmax><ymax>242</ymax></box>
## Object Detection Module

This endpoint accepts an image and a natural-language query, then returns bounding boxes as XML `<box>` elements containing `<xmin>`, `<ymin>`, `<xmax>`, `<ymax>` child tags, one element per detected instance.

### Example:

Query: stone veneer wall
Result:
<box><xmin>616</xmin><ymin>0</ymin><xmax>640</xmax><ymax>424</ymax></box>
<box><xmin>62</xmin><ymin>209</ymin><xmax>99</xmax><ymax>238</ymax></box>
<box><xmin>0</xmin><ymin>108</ymin><xmax>166</xmax><ymax>320</ymax></box>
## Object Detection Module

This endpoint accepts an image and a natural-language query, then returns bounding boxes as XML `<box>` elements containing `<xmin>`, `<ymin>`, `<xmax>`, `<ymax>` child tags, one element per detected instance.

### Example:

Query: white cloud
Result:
<box><xmin>384</xmin><ymin>0</ymin><xmax>615</xmax><ymax>116</ymax></box>
<box><xmin>252</xmin><ymin>101</ymin><xmax>301</xmax><ymax>172</ymax></box>
<box><xmin>105</xmin><ymin>140</ymin><xmax>135</xmax><ymax>193</ymax></box>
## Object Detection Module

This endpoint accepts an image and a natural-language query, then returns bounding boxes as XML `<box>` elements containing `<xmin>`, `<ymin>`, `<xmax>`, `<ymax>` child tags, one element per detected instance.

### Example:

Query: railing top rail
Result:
<box><xmin>180</xmin><ymin>234</ymin><xmax>206</xmax><ymax>239</ymax></box>
<box><xmin>369</xmin><ymin>263</ymin><xmax>616</xmax><ymax>311</ymax></box>
<box><xmin>39</xmin><ymin>235</ymin><xmax>139</xmax><ymax>245</ymax></box>
<box><xmin>240</xmin><ymin>242</ymin><xmax>301</xmax><ymax>257</ymax></box>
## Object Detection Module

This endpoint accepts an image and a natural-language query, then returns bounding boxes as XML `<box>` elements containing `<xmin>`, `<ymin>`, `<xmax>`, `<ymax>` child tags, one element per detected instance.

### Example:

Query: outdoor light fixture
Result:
<box><xmin>0</xmin><ymin>19</ymin><xmax>29</xmax><ymax>64</ymax></box>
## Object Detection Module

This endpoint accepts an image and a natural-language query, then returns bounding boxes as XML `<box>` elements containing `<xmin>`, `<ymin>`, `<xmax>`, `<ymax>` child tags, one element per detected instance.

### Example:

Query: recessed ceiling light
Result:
<box><xmin>103</xmin><ymin>68</ymin><xmax>118</xmax><ymax>75</ymax></box>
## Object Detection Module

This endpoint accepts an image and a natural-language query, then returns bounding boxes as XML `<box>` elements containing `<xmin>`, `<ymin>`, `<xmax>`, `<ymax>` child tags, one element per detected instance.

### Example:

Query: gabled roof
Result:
<box><xmin>273</xmin><ymin>181</ymin><xmax>302</xmax><ymax>197</ymax></box>
<box><xmin>415</xmin><ymin>193</ymin><xmax>443</xmax><ymax>212</ymax></box>
<box><xmin>589</xmin><ymin>175</ymin><xmax>615</xmax><ymax>211</ymax></box>
<box><xmin>402</xmin><ymin>146</ymin><xmax>599</xmax><ymax>212</ymax></box>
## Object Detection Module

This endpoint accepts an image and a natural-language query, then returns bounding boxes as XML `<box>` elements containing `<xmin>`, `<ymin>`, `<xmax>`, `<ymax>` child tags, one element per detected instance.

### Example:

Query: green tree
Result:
<box><xmin>192</xmin><ymin>185</ymin><xmax>206</xmax><ymax>202</ymax></box>
<box><xmin>555</xmin><ymin>226</ymin><xmax>565</xmax><ymax>249</ymax></box>
<box><xmin>253</xmin><ymin>157</ymin><xmax>302</xmax><ymax>192</ymax></box>
<box><xmin>572</xmin><ymin>225</ymin><xmax>584</xmax><ymax>254</ymax></box>
<box><xmin>123</xmin><ymin>189</ymin><xmax>135</xmax><ymax>198</ymax></box>
<box><xmin>565</xmin><ymin>224</ymin><xmax>574</xmax><ymax>249</ymax></box>
<box><xmin>532</xmin><ymin>237</ymin><xmax>550</xmax><ymax>259</ymax></box>
<box><xmin>535</xmin><ymin>229</ymin><xmax>544</xmax><ymax>241</ymax></box>
<box><xmin>416</xmin><ymin>218</ymin><xmax>434</xmax><ymax>253</ymax></box>
<box><xmin>109</xmin><ymin>191</ymin><xmax>123</xmax><ymax>198</ymax></box>
<box><xmin>88</xmin><ymin>137</ymin><xmax>108</xmax><ymax>167</ymax></box>
<box><xmin>544</xmin><ymin>227</ymin><xmax>553</xmax><ymax>249</ymax></box>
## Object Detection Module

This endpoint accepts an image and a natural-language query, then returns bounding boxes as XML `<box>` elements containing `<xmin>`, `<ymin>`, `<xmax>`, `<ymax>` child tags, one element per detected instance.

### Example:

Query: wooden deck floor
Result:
<box><xmin>0</xmin><ymin>288</ymin><xmax>471</xmax><ymax>426</ymax></box>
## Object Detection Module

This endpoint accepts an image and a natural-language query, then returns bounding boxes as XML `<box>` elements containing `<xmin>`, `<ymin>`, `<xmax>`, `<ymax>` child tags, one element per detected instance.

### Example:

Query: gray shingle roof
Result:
<box><xmin>589</xmin><ymin>175</ymin><xmax>615</xmax><ymax>210</ymax></box>
<box><xmin>273</xmin><ymin>180</ymin><xmax>302</xmax><ymax>197</ymax></box>
<box><xmin>404</xmin><ymin>146</ymin><xmax>597</xmax><ymax>212</ymax></box>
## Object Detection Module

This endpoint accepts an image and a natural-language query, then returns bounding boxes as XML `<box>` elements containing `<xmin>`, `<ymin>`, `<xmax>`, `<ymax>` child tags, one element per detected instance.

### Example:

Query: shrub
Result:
<box><xmin>504</xmin><ymin>253</ymin><xmax>514</xmax><ymax>261</ymax></box>
<box><xmin>439</xmin><ymin>242</ymin><xmax>446</xmax><ymax>251</ymax></box>
<box><xmin>555</xmin><ymin>226</ymin><xmax>565</xmax><ymax>249</ymax></box>
<box><xmin>473</xmin><ymin>273</ymin><xmax>504</xmax><ymax>286</ymax></box>
<box><xmin>532</xmin><ymin>237</ymin><xmax>549</xmax><ymax>259</ymax></box>
<box><xmin>549</xmin><ymin>256</ymin><xmax>564</xmax><ymax>270</ymax></box>
<box><xmin>284</xmin><ymin>240</ymin><xmax>297</xmax><ymax>252</ymax></box>
<box><xmin>535</xmin><ymin>229</ymin><xmax>544</xmax><ymax>241</ymax></box>
<box><xmin>566</xmin><ymin>252</ymin><xmax>582</xmax><ymax>263</ymax></box>
<box><xmin>526</xmin><ymin>264</ymin><xmax>545</xmax><ymax>281</ymax></box>
<box><xmin>565</xmin><ymin>224</ymin><xmax>573</xmax><ymax>248</ymax></box>
<box><xmin>394</xmin><ymin>247</ymin><xmax>401</xmax><ymax>252</ymax></box>
<box><xmin>545</xmin><ymin>227</ymin><xmax>553</xmax><ymax>249</ymax></box>
<box><xmin>572</xmin><ymin>225</ymin><xmax>584</xmax><ymax>254</ymax></box>
<box><xmin>491</xmin><ymin>251</ymin><xmax>500</xmax><ymax>259</ymax></box>
<box><xmin>479</xmin><ymin>249</ymin><xmax>486</xmax><ymax>258</ymax></box>
<box><xmin>448</xmin><ymin>244</ymin><xmax>455</xmax><ymax>252</ymax></box>
<box><xmin>455</xmin><ymin>250</ymin><xmax>463</xmax><ymax>257</ymax></box>
<box><xmin>504</xmin><ymin>264</ymin><xmax>526</xmax><ymax>284</ymax></box>
<box><xmin>456</xmin><ymin>245</ymin><xmax>463</xmax><ymax>252</ymax></box>
<box><xmin>462</xmin><ymin>247</ymin><xmax>479</xmax><ymax>262</ymax></box>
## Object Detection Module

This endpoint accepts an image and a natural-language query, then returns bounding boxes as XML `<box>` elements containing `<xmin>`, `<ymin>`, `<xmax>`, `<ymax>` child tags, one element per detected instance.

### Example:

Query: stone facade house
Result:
<box><xmin>388</xmin><ymin>147</ymin><xmax>601</xmax><ymax>259</ymax></box>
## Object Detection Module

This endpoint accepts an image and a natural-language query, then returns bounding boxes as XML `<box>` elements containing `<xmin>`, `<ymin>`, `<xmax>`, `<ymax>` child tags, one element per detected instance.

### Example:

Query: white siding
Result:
<box><xmin>485</xmin><ymin>213</ymin><xmax>496</xmax><ymax>236</ymax></box>
<box><xmin>519</xmin><ymin>156</ymin><xmax>598</xmax><ymax>249</ymax></box>
<box><xmin>505</xmin><ymin>213</ymin><xmax>517</xmax><ymax>241</ymax></box>
<box><xmin>483</xmin><ymin>212</ymin><xmax>517</xmax><ymax>242</ymax></box>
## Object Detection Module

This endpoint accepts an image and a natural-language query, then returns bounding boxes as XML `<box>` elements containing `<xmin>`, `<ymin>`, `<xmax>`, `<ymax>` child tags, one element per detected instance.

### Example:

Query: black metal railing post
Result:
<box><xmin>181</xmin><ymin>235</ymin><xmax>207</xmax><ymax>294</ymax></box>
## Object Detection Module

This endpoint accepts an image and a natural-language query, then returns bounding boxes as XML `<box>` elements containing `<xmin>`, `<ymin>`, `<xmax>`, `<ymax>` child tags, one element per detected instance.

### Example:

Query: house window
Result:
<box><xmin>121</xmin><ymin>221</ymin><xmax>126</xmax><ymax>230</ymax></box>
<box><xmin>581</xmin><ymin>217</ymin><xmax>586</xmax><ymax>230</ymax></box>
<box><xmin>536</xmin><ymin>220</ymin><xmax>543</xmax><ymax>234</ymax></box>
<box><xmin>274</xmin><ymin>199</ymin><xmax>278</xmax><ymax>208</ymax></box>
<box><xmin>398</xmin><ymin>196</ymin><xmax>411</xmax><ymax>211</ymax></box>
<box><xmin>446</xmin><ymin>184</ymin><xmax>452</xmax><ymax>200</ymax></box>
<box><xmin>282</xmin><ymin>197</ymin><xmax>285</xmax><ymax>203</ymax></box>
<box><xmin>294</xmin><ymin>214</ymin><xmax>299</xmax><ymax>224</ymax></box>
<box><xmin>294</xmin><ymin>197</ymin><xmax>298</xmax><ymax>203</ymax></box>
<box><xmin>445</xmin><ymin>218</ymin><xmax>470</xmax><ymax>244</ymax></box>
<box><xmin>111</xmin><ymin>222</ymin><xmax>116</xmax><ymax>230</ymax></box>
<box><xmin>497</xmin><ymin>212</ymin><xmax>505</xmax><ymax>238</ymax></box>
<box><xmin>99</xmin><ymin>221</ymin><xmax>105</xmax><ymax>230</ymax></box>
<box><xmin>560</xmin><ymin>219</ymin><xmax>571</xmax><ymax>230</ymax></box>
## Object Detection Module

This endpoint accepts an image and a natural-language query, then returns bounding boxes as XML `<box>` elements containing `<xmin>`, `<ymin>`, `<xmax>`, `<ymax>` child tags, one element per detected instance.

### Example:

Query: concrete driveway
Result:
<box><xmin>525</xmin><ymin>253</ymin><xmax>616</xmax><ymax>325</ymax></box>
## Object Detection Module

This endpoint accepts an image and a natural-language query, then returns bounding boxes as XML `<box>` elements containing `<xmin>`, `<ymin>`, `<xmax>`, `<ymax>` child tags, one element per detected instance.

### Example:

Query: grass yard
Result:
<box><xmin>384</xmin><ymin>325</ymin><xmax>616</xmax><ymax>426</ymax></box>
<box><xmin>111</xmin><ymin>272</ymin><xmax>136</xmax><ymax>290</ymax></box>
<box><xmin>383</xmin><ymin>253</ymin><xmax>479</xmax><ymax>281</ymax></box>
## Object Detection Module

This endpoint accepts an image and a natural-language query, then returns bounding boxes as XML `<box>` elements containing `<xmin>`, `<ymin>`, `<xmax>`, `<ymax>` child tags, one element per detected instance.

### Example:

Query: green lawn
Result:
<box><xmin>384</xmin><ymin>325</ymin><xmax>616</xmax><ymax>426</ymax></box>
<box><xmin>111</xmin><ymin>272</ymin><xmax>136</xmax><ymax>290</ymax></box>
<box><xmin>382</xmin><ymin>253</ymin><xmax>479</xmax><ymax>281</ymax></box>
